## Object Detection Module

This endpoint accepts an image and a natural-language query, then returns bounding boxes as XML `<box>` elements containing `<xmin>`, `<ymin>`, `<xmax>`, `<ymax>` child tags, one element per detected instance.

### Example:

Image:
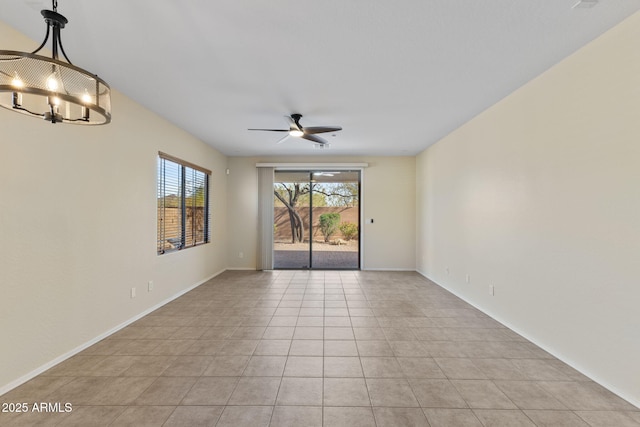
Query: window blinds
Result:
<box><xmin>157</xmin><ymin>153</ymin><xmax>210</xmax><ymax>254</ymax></box>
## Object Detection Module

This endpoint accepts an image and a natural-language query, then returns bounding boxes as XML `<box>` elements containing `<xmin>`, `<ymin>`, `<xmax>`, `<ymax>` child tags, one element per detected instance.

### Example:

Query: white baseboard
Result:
<box><xmin>415</xmin><ymin>269</ymin><xmax>640</xmax><ymax>410</ymax></box>
<box><xmin>362</xmin><ymin>267</ymin><xmax>416</xmax><ymax>271</ymax></box>
<box><xmin>0</xmin><ymin>268</ymin><xmax>227</xmax><ymax>397</ymax></box>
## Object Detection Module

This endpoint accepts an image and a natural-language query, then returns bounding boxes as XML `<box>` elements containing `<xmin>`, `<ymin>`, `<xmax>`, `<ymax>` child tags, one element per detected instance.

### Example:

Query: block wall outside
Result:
<box><xmin>274</xmin><ymin>206</ymin><xmax>359</xmax><ymax>242</ymax></box>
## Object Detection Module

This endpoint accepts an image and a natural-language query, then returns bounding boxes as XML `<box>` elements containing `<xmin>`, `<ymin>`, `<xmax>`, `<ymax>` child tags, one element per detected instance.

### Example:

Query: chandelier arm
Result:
<box><xmin>31</xmin><ymin>25</ymin><xmax>51</xmax><ymax>55</ymax></box>
<box><xmin>56</xmin><ymin>33</ymin><xmax>73</xmax><ymax>65</ymax></box>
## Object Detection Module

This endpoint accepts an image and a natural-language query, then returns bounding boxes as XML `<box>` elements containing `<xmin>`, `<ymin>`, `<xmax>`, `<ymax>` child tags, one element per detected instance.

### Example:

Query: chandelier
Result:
<box><xmin>0</xmin><ymin>0</ymin><xmax>111</xmax><ymax>124</ymax></box>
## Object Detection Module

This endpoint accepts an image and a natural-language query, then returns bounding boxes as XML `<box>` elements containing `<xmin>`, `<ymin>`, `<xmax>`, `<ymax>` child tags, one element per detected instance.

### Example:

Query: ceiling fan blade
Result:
<box><xmin>248</xmin><ymin>128</ymin><xmax>289</xmax><ymax>132</ymax></box>
<box><xmin>276</xmin><ymin>134</ymin><xmax>289</xmax><ymax>144</ymax></box>
<box><xmin>302</xmin><ymin>126</ymin><xmax>342</xmax><ymax>134</ymax></box>
<box><xmin>301</xmin><ymin>133</ymin><xmax>327</xmax><ymax>145</ymax></box>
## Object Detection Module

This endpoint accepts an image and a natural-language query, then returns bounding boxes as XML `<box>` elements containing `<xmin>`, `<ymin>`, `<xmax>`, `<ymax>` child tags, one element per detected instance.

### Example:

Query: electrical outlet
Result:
<box><xmin>465</xmin><ymin>274</ymin><xmax>470</xmax><ymax>283</ymax></box>
<box><xmin>239</xmin><ymin>251</ymin><xmax>244</xmax><ymax>259</ymax></box>
<box><xmin>489</xmin><ymin>285</ymin><xmax>495</xmax><ymax>296</ymax></box>
<box><xmin>148</xmin><ymin>281</ymin><xmax>154</xmax><ymax>292</ymax></box>
<box><xmin>131</xmin><ymin>287</ymin><xmax>136</xmax><ymax>298</ymax></box>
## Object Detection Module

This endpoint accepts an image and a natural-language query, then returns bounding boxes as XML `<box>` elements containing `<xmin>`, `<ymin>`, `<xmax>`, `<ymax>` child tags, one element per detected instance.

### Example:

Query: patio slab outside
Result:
<box><xmin>274</xmin><ymin>241</ymin><xmax>359</xmax><ymax>269</ymax></box>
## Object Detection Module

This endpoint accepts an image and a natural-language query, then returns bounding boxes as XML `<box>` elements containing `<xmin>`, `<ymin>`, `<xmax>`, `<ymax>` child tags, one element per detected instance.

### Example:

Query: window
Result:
<box><xmin>157</xmin><ymin>152</ymin><xmax>210</xmax><ymax>254</ymax></box>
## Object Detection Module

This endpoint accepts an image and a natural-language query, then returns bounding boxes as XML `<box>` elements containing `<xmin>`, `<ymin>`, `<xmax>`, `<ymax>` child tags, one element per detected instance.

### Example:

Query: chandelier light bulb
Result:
<box><xmin>12</xmin><ymin>74</ymin><xmax>24</xmax><ymax>88</ymax></box>
<box><xmin>46</xmin><ymin>73</ymin><xmax>59</xmax><ymax>91</ymax></box>
<box><xmin>81</xmin><ymin>91</ymin><xmax>92</xmax><ymax>104</ymax></box>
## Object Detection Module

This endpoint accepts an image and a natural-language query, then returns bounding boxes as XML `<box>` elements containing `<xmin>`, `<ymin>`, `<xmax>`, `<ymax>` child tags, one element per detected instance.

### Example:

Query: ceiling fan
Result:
<box><xmin>248</xmin><ymin>114</ymin><xmax>342</xmax><ymax>146</ymax></box>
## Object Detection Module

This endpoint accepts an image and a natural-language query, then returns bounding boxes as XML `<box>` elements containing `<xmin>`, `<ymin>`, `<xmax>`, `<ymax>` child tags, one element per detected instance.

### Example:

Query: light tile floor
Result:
<box><xmin>1</xmin><ymin>270</ymin><xmax>638</xmax><ymax>426</ymax></box>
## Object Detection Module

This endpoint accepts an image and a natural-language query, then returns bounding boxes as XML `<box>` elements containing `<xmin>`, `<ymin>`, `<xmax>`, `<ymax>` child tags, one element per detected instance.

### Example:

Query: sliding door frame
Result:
<box><xmin>259</xmin><ymin>163</ymin><xmax>367</xmax><ymax>270</ymax></box>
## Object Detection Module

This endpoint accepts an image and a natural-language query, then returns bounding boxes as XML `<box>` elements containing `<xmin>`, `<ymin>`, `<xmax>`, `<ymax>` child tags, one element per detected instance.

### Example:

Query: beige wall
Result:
<box><xmin>227</xmin><ymin>156</ymin><xmax>416</xmax><ymax>270</ymax></box>
<box><xmin>0</xmin><ymin>22</ymin><xmax>228</xmax><ymax>393</ymax></box>
<box><xmin>416</xmin><ymin>12</ymin><xmax>640</xmax><ymax>406</ymax></box>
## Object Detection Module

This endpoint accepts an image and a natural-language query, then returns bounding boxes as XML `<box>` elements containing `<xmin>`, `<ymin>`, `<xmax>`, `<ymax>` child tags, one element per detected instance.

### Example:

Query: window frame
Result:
<box><xmin>157</xmin><ymin>152</ymin><xmax>211</xmax><ymax>255</ymax></box>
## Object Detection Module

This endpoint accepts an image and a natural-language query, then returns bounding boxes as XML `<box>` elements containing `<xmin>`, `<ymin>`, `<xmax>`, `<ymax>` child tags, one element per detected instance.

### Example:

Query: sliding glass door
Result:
<box><xmin>310</xmin><ymin>171</ymin><xmax>360</xmax><ymax>269</ymax></box>
<box><xmin>273</xmin><ymin>170</ymin><xmax>360</xmax><ymax>269</ymax></box>
<box><xmin>273</xmin><ymin>171</ymin><xmax>311</xmax><ymax>269</ymax></box>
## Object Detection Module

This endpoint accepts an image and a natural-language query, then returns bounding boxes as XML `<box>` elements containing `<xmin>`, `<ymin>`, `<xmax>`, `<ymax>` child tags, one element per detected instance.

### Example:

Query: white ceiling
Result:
<box><xmin>3</xmin><ymin>1</ymin><xmax>640</xmax><ymax>156</ymax></box>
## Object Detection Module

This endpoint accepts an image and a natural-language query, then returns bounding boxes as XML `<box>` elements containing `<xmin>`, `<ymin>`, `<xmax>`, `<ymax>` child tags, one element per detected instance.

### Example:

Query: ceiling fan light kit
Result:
<box><xmin>0</xmin><ymin>0</ymin><xmax>111</xmax><ymax>125</ymax></box>
<box><xmin>249</xmin><ymin>113</ymin><xmax>342</xmax><ymax>147</ymax></box>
